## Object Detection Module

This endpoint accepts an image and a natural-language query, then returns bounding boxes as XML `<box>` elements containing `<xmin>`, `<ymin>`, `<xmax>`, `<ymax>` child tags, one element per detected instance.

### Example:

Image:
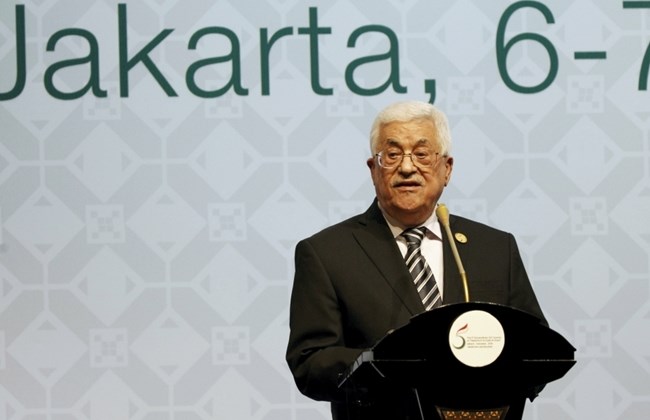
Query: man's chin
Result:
<box><xmin>391</xmin><ymin>197</ymin><xmax>426</xmax><ymax>211</ymax></box>
<box><xmin>385</xmin><ymin>202</ymin><xmax>432</xmax><ymax>224</ymax></box>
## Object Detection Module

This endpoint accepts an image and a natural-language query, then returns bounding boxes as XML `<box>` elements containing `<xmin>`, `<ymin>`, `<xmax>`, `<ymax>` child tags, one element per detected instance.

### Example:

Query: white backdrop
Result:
<box><xmin>1</xmin><ymin>1</ymin><xmax>649</xmax><ymax>419</ymax></box>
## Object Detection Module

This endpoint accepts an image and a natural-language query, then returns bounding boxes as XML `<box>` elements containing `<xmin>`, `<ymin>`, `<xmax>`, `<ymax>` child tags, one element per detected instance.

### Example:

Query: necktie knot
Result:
<box><xmin>402</xmin><ymin>226</ymin><xmax>427</xmax><ymax>247</ymax></box>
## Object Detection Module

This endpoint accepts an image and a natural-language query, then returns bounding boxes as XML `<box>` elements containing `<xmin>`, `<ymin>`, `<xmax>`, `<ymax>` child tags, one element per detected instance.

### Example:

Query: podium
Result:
<box><xmin>338</xmin><ymin>302</ymin><xmax>576</xmax><ymax>420</ymax></box>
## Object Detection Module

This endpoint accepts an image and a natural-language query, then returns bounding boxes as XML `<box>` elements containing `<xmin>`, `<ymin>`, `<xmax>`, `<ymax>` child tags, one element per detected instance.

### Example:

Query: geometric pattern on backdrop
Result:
<box><xmin>1</xmin><ymin>1</ymin><xmax>649</xmax><ymax>419</ymax></box>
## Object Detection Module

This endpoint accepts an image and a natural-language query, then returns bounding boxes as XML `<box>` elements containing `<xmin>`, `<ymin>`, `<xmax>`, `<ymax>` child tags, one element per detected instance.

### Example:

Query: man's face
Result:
<box><xmin>367</xmin><ymin>118</ymin><xmax>453</xmax><ymax>227</ymax></box>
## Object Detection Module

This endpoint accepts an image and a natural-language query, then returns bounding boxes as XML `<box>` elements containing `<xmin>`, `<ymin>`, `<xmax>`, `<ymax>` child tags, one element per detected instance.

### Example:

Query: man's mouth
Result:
<box><xmin>393</xmin><ymin>181</ymin><xmax>421</xmax><ymax>188</ymax></box>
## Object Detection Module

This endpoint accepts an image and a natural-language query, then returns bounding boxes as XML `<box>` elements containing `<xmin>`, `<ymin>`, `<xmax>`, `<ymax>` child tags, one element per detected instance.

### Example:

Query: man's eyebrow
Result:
<box><xmin>383</xmin><ymin>138</ymin><xmax>432</xmax><ymax>148</ymax></box>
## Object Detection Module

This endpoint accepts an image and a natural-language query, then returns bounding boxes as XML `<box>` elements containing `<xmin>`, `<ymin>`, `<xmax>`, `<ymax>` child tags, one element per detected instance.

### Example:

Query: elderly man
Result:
<box><xmin>286</xmin><ymin>101</ymin><xmax>546</xmax><ymax>419</ymax></box>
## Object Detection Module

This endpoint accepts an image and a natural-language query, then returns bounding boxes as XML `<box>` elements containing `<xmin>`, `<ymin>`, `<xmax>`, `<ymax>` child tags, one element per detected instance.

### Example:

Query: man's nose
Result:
<box><xmin>398</xmin><ymin>153</ymin><xmax>417</xmax><ymax>172</ymax></box>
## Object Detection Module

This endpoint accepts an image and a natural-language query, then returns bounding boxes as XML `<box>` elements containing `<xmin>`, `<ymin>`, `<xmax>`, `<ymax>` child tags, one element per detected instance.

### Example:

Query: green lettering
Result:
<box><xmin>44</xmin><ymin>29</ymin><xmax>107</xmax><ymax>100</ymax></box>
<box><xmin>260</xmin><ymin>27</ymin><xmax>293</xmax><ymax>95</ymax></box>
<box><xmin>186</xmin><ymin>27</ymin><xmax>248</xmax><ymax>98</ymax></box>
<box><xmin>345</xmin><ymin>25</ymin><xmax>406</xmax><ymax>96</ymax></box>
<box><xmin>118</xmin><ymin>3</ymin><xmax>176</xmax><ymax>97</ymax></box>
<box><xmin>0</xmin><ymin>5</ymin><xmax>26</xmax><ymax>101</ymax></box>
<box><xmin>297</xmin><ymin>7</ymin><xmax>333</xmax><ymax>95</ymax></box>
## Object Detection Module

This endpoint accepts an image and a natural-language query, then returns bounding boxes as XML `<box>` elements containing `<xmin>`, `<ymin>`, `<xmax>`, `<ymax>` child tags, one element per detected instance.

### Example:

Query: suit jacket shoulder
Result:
<box><xmin>443</xmin><ymin>214</ymin><xmax>546</xmax><ymax>322</ymax></box>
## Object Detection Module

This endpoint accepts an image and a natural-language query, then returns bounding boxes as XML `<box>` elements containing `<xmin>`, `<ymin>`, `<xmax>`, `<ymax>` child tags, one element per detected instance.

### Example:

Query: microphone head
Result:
<box><xmin>435</xmin><ymin>203</ymin><xmax>450</xmax><ymax>226</ymax></box>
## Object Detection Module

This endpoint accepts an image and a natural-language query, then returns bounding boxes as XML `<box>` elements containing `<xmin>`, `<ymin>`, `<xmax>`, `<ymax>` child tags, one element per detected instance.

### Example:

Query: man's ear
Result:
<box><xmin>367</xmin><ymin>157</ymin><xmax>379</xmax><ymax>186</ymax></box>
<box><xmin>444</xmin><ymin>156</ymin><xmax>454</xmax><ymax>186</ymax></box>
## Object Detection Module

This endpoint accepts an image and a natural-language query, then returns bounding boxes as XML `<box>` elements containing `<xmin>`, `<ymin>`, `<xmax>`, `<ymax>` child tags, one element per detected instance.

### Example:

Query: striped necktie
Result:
<box><xmin>402</xmin><ymin>226</ymin><xmax>441</xmax><ymax>310</ymax></box>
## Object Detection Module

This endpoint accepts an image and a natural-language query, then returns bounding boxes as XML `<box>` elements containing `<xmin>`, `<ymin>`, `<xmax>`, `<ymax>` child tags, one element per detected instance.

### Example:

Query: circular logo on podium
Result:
<box><xmin>448</xmin><ymin>310</ymin><xmax>505</xmax><ymax>367</ymax></box>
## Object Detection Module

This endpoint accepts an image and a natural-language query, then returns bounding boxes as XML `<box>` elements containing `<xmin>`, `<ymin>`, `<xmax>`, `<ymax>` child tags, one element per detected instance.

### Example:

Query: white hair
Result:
<box><xmin>369</xmin><ymin>101</ymin><xmax>452</xmax><ymax>155</ymax></box>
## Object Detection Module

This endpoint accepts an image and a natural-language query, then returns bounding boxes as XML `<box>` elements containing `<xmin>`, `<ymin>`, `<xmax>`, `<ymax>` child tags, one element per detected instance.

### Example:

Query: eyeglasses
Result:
<box><xmin>375</xmin><ymin>149</ymin><xmax>442</xmax><ymax>169</ymax></box>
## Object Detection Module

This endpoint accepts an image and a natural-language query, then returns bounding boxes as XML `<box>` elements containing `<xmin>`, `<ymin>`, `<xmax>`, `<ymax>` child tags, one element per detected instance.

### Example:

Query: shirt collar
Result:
<box><xmin>378</xmin><ymin>203</ymin><xmax>443</xmax><ymax>241</ymax></box>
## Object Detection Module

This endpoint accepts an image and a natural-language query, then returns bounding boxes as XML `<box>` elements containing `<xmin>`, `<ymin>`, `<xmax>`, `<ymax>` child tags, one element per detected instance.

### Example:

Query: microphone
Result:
<box><xmin>435</xmin><ymin>203</ymin><xmax>470</xmax><ymax>303</ymax></box>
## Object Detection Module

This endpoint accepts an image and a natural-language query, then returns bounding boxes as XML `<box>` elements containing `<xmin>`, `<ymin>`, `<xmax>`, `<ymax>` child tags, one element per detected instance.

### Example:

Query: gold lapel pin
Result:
<box><xmin>454</xmin><ymin>232</ymin><xmax>468</xmax><ymax>244</ymax></box>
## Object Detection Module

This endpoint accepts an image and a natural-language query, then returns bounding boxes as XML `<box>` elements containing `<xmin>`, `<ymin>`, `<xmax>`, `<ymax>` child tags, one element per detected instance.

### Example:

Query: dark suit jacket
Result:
<box><xmin>286</xmin><ymin>200</ymin><xmax>546</xmax><ymax>419</ymax></box>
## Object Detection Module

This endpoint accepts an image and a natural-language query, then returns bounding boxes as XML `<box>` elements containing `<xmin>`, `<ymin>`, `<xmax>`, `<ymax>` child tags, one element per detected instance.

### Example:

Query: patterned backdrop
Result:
<box><xmin>1</xmin><ymin>0</ymin><xmax>649</xmax><ymax>419</ymax></box>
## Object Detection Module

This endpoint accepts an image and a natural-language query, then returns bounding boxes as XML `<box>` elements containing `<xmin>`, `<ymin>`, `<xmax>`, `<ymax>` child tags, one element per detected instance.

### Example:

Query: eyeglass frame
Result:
<box><xmin>374</xmin><ymin>149</ymin><xmax>445</xmax><ymax>169</ymax></box>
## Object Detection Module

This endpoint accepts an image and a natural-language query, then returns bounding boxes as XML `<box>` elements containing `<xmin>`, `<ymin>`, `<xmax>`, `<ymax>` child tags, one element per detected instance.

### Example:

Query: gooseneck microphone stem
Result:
<box><xmin>435</xmin><ymin>203</ymin><xmax>470</xmax><ymax>303</ymax></box>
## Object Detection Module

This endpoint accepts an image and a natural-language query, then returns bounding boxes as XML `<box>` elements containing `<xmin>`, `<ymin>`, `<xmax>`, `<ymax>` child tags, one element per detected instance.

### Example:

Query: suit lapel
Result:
<box><xmin>352</xmin><ymin>201</ymin><xmax>424</xmax><ymax>316</ymax></box>
<box><xmin>349</xmin><ymin>206</ymin><xmax>472</xmax><ymax>308</ymax></box>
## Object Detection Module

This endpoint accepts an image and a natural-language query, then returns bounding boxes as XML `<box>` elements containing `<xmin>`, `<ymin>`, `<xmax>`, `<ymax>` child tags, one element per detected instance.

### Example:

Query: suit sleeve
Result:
<box><xmin>506</xmin><ymin>233</ymin><xmax>547</xmax><ymax>326</ymax></box>
<box><xmin>285</xmin><ymin>238</ymin><xmax>363</xmax><ymax>402</ymax></box>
